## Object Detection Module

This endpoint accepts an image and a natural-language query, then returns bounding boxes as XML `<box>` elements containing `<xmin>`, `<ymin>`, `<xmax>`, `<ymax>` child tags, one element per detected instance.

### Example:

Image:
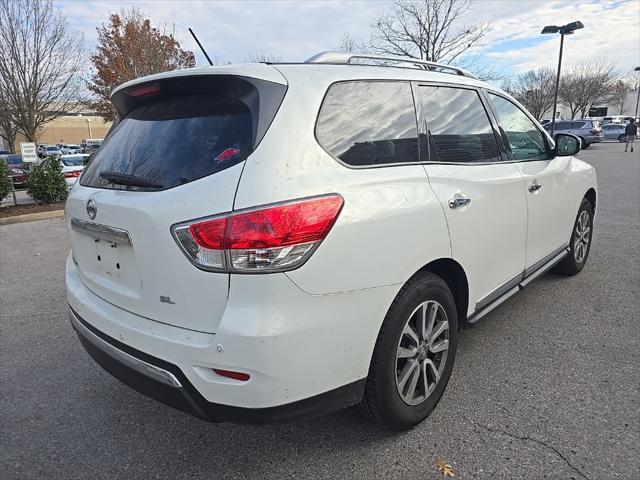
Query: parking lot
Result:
<box><xmin>1</xmin><ymin>142</ymin><xmax>638</xmax><ymax>479</ymax></box>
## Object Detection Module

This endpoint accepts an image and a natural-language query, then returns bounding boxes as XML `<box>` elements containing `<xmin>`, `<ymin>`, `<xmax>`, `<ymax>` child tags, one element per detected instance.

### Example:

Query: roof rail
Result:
<box><xmin>305</xmin><ymin>51</ymin><xmax>477</xmax><ymax>79</ymax></box>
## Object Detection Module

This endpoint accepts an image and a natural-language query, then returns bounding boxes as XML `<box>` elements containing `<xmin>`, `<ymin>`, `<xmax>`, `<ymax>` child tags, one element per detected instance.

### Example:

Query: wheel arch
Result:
<box><xmin>584</xmin><ymin>187</ymin><xmax>596</xmax><ymax>213</ymax></box>
<box><xmin>416</xmin><ymin>258</ymin><xmax>469</xmax><ymax>324</ymax></box>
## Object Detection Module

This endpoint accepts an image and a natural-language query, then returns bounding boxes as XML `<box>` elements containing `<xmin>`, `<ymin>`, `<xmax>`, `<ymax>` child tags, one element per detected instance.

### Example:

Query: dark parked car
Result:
<box><xmin>1</xmin><ymin>158</ymin><xmax>28</xmax><ymax>188</ymax></box>
<box><xmin>544</xmin><ymin>120</ymin><xmax>603</xmax><ymax>148</ymax></box>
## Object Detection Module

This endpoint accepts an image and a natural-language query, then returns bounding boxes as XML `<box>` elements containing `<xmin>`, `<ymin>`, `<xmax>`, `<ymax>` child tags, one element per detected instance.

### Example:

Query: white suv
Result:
<box><xmin>65</xmin><ymin>52</ymin><xmax>597</xmax><ymax>430</ymax></box>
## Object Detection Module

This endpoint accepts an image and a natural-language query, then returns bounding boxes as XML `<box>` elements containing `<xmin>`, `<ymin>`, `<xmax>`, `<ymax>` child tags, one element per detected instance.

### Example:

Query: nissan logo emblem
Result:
<box><xmin>86</xmin><ymin>199</ymin><xmax>97</xmax><ymax>219</ymax></box>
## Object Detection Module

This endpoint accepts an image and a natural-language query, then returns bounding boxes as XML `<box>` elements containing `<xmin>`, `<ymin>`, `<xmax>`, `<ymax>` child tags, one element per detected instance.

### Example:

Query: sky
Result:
<box><xmin>54</xmin><ymin>0</ymin><xmax>640</xmax><ymax>79</ymax></box>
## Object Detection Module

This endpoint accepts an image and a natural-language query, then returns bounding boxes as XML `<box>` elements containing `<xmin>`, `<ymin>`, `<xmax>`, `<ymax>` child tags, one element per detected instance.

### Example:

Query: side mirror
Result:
<box><xmin>555</xmin><ymin>133</ymin><xmax>581</xmax><ymax>156</ymax></box>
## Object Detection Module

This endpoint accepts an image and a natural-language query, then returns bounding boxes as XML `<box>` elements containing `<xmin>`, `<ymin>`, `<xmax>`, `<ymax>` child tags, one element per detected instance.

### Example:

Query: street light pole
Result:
<box><xmin>634</xmin><ymin>66</ymin><xmax>640</xmax><ymax>119</ymax></box>
<box><xmin>550</xmin><ymin>32</ymin><xmax>565</xmax><ymax>136</ymax></box>
<box><xmin>541</xmin><ymin>21</ymin><xmax>584</xmax><ymax>136</ymax></box>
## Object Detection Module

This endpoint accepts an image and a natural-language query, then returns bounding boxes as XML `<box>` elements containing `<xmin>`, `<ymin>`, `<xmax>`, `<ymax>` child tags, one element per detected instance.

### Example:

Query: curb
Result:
<box><xmin>0</xmin><ymin>209</ymin><xmax>64</xmax><ymax>226</ymax></box>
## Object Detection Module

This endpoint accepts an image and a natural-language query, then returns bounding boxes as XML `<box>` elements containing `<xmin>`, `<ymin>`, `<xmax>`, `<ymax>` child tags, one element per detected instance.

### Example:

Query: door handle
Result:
<box><xmin>528</xmin><ymin>180</ymin><xmax>542</xmax><ymax>193</ymax></box>
<box><xmin>448</xmin><ymin>194</ymin><xmax>471</xmax><ymax>209</ymax></box>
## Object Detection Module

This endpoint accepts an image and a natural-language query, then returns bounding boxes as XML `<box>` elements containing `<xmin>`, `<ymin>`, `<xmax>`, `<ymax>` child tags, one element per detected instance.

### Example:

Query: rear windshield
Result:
<box><xmin>81</xmin><ymin>95</ymin><xmax>253</xmax><ymax>190</ymax></box>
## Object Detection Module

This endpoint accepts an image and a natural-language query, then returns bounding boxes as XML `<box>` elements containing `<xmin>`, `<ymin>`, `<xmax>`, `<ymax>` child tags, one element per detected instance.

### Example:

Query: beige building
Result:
<box><xmin>13</xmin><ymin>114</ymin><xmax>112</xmax><ymax>150</ymax></box>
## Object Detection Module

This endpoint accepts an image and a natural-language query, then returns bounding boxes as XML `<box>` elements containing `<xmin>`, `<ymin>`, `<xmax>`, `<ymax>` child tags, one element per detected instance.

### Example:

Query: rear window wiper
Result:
<box><xmin>99</xmin><ymin>171</ymin><xmax>164</xmax><ymax>189</ymax></box>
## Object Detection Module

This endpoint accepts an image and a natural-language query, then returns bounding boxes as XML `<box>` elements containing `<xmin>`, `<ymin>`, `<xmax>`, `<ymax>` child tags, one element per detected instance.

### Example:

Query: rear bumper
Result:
<box><xmin>70</xmin><ymin>307</ymin><xmax>364</xmax><ymax>423</ymax></box>
<box><xmin>66</xmin><ymin>253</ymin><xmax>399</xmax><ymax>422</ymax></box>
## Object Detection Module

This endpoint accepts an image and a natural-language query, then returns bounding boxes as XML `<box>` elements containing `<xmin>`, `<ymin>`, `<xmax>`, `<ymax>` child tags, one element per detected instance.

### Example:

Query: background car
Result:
<box><xmin>544</xmin><ymin>120</ymin><xmax>603</xmax><ymax>148</ymax></box>
<box><xmin>601</xmin><ymin>123</ymin><xmax>633</xmax><ymax>142</ymax></box>
<box><xmin>42</xmin><ymin>145</ymin><xmax>63</xmax><ymax>158</ymax></box>
<box><xmin>61</xmin><ymin>144</ymin><xmax>82</xmax><ymax>154</ymax></box>
<box><xmin>80</xmin><ymin>138</ymin><xmax>103</xmax><ymax>154</ymax></box>
<box><xmin>59</xmin><ymin>154</ymin><xmax>88</xmax><ymax>189</ymax></box>
<box><xmin>1</xmin><ymin>158</ymin><xmax>28</xmax><ymax>189</ymax></box>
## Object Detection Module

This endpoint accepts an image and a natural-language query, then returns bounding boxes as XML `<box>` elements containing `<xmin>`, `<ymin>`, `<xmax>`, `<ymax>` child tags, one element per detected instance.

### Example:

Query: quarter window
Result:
<box><xmin>488</xmin><ymin>94</ymin><xmax>550</xmax><ymax>161</ymax></box>
<box><xmin>316</xmin><ymin>81</ymin><xmax>419</xmax><ymax>166</ymax></box>
<box><xmin>419</xmin><ymin>86</ymin><xmax>501</xmax><ymax>163</ymax></box>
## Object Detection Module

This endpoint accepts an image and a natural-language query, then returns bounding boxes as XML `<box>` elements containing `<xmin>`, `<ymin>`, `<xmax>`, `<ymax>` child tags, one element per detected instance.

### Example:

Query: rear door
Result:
<box><xmin>66</xmin><ymin>72</ymin><xmax>287</xmax><ymax>333</ymax></box>
<box><xmin>418</xmin><ymin>85</ymin><xmax>527</xmax><ymax>311</ymax></box>
<box><xmin>486</xmin><ymin>92</ymin><xmax>575</xmax><ymax>270</ymax></box>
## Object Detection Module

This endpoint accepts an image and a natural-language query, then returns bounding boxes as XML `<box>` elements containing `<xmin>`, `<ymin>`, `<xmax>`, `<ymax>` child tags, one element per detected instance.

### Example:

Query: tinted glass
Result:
<box><xmin>3</xmin><ymin>155</ymin><xmax>22</xmax><ymax>165</ymax></box>
<box><xmin>572</xmin><ymin>121</ymin><xmax>586</xmax><ymax>129</ymax></box>
<box><xmin>60</xmin><ymin>156</ymin><xmax>86</xmax><ymax>166</ymax></box>
<box><xmin>420</xmin><ymin>86</ymin><xmax>500</xmax><ymax>163</ymax></box>
<box><xmin>81</xmin><ymin>95</ymin><xmax>253</xmax><ymax>190</ymax></box>
<box><xmin>488</xmin><ymin>94</ymin><xmax>550</xmax><ymax>161</ymax></box>
<box><xmin>316</xmin><ymin>81</ymin><xmax>419</xmax><ymax>166</ymax></box>
<box><xmin>546</xmin><ymin>121</ymin><xmax>570</xmax><ymax>130</ymax></box>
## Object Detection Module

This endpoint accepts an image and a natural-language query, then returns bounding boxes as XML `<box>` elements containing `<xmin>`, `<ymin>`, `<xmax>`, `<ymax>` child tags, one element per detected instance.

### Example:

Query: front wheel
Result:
<box><xmin>359</xmin><ymin>272</ymin><xmax>458</xmax><ymax>430</ymax></box>
<box><xmin>554</xmin><ymin>198</ymin><xmax>593</xmax><ymax>275</ymax></box>
<box><xmin>618</xmin><ymin>135</ymin><xmax>626</xmax><ymax>143</ymax></box>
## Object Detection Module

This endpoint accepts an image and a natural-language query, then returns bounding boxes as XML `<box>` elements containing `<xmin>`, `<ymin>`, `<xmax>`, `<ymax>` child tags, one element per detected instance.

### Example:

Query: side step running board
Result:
<box><xmin>464</xmin><ymin>247</ymin><xmax>569</xmax><ymax>327</ymax></box>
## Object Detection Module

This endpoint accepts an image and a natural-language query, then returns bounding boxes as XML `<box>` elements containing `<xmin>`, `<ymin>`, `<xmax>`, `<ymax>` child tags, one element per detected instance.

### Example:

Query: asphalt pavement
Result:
<box><xmin>1</xmin><ymin>142</ymin><xmax>638</xmax><ymax>479</ymax></box>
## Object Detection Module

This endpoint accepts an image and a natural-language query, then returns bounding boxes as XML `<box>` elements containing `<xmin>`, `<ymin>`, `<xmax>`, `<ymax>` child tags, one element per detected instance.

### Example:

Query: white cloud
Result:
<box><xmin>483</xmin><ymin>0</ymin><xmax>640</xmax><ymax>73</ymax></box>
<box><xmin>54</xmin><ymin>0</ymin><xmax>640</xmax><ymax>76</ymax></box>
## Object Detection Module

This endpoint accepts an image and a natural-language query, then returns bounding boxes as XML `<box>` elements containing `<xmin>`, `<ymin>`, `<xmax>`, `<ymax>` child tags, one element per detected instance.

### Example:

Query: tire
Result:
<box><xmin>618</xmin><ymin>135</ymin><xmax>626</xmax><ymax>143</ymax></box>
<box><xmin>359</xmin><ymin>272</ymin><xmax>458</xmax><ymax>430</ymax></box>
<box><xmin>553</xmin><ymin>198</ymin><xmax>593</xmax><ymax>276</ymax></box>
<box><xmin>579</xmin><ymin>137</ymin><xmax>589</xmax><ymax>149</ymax></box>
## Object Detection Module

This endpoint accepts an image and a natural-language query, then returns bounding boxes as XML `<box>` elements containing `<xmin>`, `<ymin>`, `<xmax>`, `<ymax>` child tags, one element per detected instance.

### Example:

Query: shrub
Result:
<box><xmin>27</xmin><ymin>156</ymin><xmax>68</xmax><ymax>203</ymax></box>
<box><xmin>0</xmin><ymin>162</ymin><xmax>12</xmax><ymax>200</ymax></box>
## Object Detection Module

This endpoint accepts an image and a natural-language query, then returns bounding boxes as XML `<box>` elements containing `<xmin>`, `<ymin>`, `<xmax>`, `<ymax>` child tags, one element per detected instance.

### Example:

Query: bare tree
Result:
<box><xmin>0</xmin><ymin>0</ymin><xmax>87</xmax><ymax>142</ymax></box>
<box><xmin>608</xmin><ymin>80</ymin><xmax>631</xmax><ymax>115</ymax></box>
<box><xmin>558</xmin><ymin>61</ymin><xmax>617</xmax><ymax>119</ymax></box>
<box><xmin>0</xmin><ymin>95</ymin><xmax>18</xmax><ymax>152</ymax></box>
<box><xmin>503</xmin><ymin>69</ymin><xmax>555</xmax><ymax>120</ymax></box>
<box><xmin>368</xmin><ymin>0</ymin><xmax>488</xmax><ymax>63</ymax></box>
<box><xmin>247</xmin><ymin>49</ymin><xmax>282</xmax><ymax>63</ymax></box>
<box><xmin>336</xmin><ymin>33</ymin><xmax>360</xmax><ymax>53</ymax></box>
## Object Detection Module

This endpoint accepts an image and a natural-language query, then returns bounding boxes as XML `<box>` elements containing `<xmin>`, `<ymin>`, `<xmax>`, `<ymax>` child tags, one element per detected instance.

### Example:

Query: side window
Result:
<box><xmin>315</xmin><ymin>81</ymin><xmax>419</xmax><ymax>166</ymax></box>
<box><xmin>488</xmin><ymin>94</ymin><xmax>550</xmax><ymax>161</ymax></box>
<box><xmin>572</xmin><ymin>121</ymin><xmax>586</xmax><ymax>129</ymax></box>
<box><xmin>419</xmin><ymin>86</ymin><xmax>501</xmax><ymax>163</ymax></box>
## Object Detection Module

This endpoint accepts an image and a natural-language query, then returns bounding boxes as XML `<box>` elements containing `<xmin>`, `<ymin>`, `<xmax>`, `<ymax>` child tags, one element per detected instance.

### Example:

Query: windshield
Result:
<box><xmin>3</xmin><ymin>155</ymin><xmax>23</xmax><ymax>165</ymax></box>
<box><xmin>81</xmin><ymin>94</ymin><xmax>253</xmax><ymax>191</ymax></box>
<box><xmin>61</xmin><ymin>156</ymin><xmax>86</xmax><ymax>166</ymax></box>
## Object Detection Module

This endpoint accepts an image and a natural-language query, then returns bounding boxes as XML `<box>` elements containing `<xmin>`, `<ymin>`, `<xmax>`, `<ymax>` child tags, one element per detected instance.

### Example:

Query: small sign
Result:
<box><xmin>20</xmin><ymin>142</ymin><xmax>38</xmax><ymax>163</ymax></box>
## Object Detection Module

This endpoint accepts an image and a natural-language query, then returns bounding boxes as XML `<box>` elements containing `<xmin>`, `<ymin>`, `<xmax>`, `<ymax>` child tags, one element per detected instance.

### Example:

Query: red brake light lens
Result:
<box><xmin>129</xmin><ymin>84</ymin><xmax>161</xmax><ymax>97</ymax></box>
<box><xmin>63</xmin><ymin>171</ymin><xmax>82</xmax><ymax>178</ymax></box>
<box><xmin>227</xmin><ymin>196</ymin><xmax>344</xmax><ymax>249</ymax></box>
<box><xmin>172</xmin><ymin>195</ymin><xmax>344</xmax><ymax>273</ymax></box>
<box><xmin>189</xmin><ymin>217</ymin><xmax>227</xmax><ymax>249</ymax></box>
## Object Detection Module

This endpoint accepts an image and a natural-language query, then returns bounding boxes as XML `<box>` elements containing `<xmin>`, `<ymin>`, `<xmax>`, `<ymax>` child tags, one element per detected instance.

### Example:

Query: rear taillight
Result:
<box><xmin>64</xmin><ymin>171</ymin><xmax>81</xmax><ymax>178</ymax></box>
<box><xmin>172</xmin><ymin>194</ymin><xmax>344</xmax><ymax>273</ymax></box>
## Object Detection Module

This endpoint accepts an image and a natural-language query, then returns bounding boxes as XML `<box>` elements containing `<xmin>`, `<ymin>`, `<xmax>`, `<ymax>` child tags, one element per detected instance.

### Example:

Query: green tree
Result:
<box><xmin>27</xmin><ymin>157</ymin><xmax>67</xmax><ymax>203</ymax></box>
<box><xmin>0</xmin><ymin>161</ymin><xmax>12</xmax><ymax>200</ymax></box>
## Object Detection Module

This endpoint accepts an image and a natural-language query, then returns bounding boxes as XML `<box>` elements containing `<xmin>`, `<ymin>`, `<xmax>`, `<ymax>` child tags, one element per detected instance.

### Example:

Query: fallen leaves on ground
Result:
<box><xmin>436</xmin><ymin>458</ymin><xmax>455</xmax><ymax>477</ymax></box>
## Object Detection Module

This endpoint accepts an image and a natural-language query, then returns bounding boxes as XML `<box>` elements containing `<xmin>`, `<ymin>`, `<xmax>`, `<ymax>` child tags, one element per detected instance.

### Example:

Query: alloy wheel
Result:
<box><xmin>574</xmin><ymin>210</ymin><xmax>591</xmax><ymax>263</ymax></box>
<box><xmin>395</xmin><ymin>300</ymin><xmax>450</xmax><ymax>406</ymax></box>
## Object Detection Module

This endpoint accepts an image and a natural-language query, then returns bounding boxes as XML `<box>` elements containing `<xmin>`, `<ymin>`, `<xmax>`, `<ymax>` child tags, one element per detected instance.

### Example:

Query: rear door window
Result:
<box><xmin>419</xmin><ymin>86</ymin><xmax>501</xmax><ymax>163</ymax></box>
<box><xmin>572</xmin><ymin>121</ymin><xmax>587</xmax><ymax>129</ymax></box>
<box><xmin>315</xmin><ymin>81</ymin><xmax>419</xmax><ymax>166</ymax></box>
